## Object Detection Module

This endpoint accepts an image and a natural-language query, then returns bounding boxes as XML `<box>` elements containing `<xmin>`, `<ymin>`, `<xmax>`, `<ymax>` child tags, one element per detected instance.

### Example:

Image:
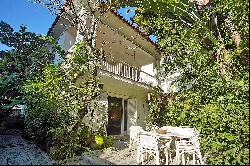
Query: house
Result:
<box><xmin>48</xmin><ymin>0</ymin><xmax>161</xmax><ymax>135</ymax></box>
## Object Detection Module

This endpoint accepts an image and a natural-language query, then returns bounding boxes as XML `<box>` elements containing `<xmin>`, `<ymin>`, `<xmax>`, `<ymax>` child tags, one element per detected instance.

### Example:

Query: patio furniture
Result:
<box><xmin>147</xmin><ymin>124</ymin><xmax>160</xmax><ymax>132</ymax></box>
<box><xmin>136</xmin><ymin>131</ymin><xmax>172</xmax><ymax>165</ymax></box>
<box><xmin>129</xmin><ymin>126</ymin><xmax>144</xmax><ymax>149</ymax></box>
<box><xmin>160</xmin><ymin>126</ymin><xmax>176</xmax><ymax>133</ymax></box>
<box><xmin>175</xmin><ymin>128</ymin><xmax>204</xmax><ymax>165</ymax></box>
<box><xmin>136</xmin><ymin>131</ymin><xmax>160</xmax><ymax>165</ymax></box>
<box><xmin>156</xmin><ymin>127</ymin><xmax>181</xmax><ymax>164</ymax></box>
<box><xmin>157</xmin><ymin>134</ymin><xmax>173</xmax><ymax>165</ymax></box>
<box><xmin>160</xmin><ymin>126</ymin><xmax>196</xmax><ymax>139</ymax></box>
<box><xmin>159</xmin><ymin>126</ymin><xmax>204</xmax><ymax>165</ymax></box>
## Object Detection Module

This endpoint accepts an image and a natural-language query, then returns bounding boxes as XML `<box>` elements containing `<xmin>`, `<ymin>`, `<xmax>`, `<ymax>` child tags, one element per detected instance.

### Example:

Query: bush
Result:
<box><xmin>24</xmin><ymin>41</ymin><xmax>107</xmax><ymax>160</ymax></box>
<box><xmin>148</xmin><ymin>72</ymin><xmax>249</xmax><ymax>164</ymax></box>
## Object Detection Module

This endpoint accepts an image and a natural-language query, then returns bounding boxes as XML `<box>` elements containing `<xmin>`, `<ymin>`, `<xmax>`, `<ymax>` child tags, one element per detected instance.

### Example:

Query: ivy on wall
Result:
<box><xmin>113</xmin><ymin>0</ymin><xmax>249</xmax><ymax>164</ymax></box>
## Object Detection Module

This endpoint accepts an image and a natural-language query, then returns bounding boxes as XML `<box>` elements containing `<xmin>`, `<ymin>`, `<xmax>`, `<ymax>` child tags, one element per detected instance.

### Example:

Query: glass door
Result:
<box><xmin>107</xmin><ymin>96</ymin><xmax>123</xmax><ymax>135</ymax></box>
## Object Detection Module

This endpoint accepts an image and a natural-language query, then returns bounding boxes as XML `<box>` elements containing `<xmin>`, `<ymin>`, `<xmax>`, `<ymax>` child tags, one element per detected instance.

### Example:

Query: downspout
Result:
<box><xmin>154</xmin><ymin>49</ymin><xmax>162</xmax><ymax>87</ymax></box>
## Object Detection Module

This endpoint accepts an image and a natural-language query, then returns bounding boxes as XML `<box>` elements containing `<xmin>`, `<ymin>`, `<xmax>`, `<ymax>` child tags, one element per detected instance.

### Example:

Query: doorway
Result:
<box><xmin>107</xmin><ymin>96</ymin><xmax>123</xmax><ymax>135</ymax></box>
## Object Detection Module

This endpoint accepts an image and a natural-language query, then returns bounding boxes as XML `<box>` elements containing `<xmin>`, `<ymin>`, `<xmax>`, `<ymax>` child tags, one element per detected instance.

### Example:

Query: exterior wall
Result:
<box><xmin>136</xmin><ymin>97</ymin><xmax>149</xmax><ymax>130</ymax></box>
<box><xmin>51</xmin><ymin>8</ymin><xmax>159</xmax><ymax>135</ymax></box>
<box><xmin>98</xmin><ymin>73</ymin><xmax>151</xmax><ymax>135</ymax></box>
<box><xmin>127</xmin><ymin>98</ymin><xmax>137</xmax><ymax>135</ymax></box>
<box><xmin>58</xmin><ymin>27</ymin><xmax>77</xmax><ymax>52</ymax></box>
<box><xmin>141</xmin><ymin>63</ymin><xmax>155</xmax><ymax>76</ymax></box>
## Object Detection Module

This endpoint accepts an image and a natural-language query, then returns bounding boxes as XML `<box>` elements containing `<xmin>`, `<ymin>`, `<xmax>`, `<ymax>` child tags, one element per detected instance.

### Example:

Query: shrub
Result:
<box><xmin>24</xmin><ymin>41</ymin><xmax>107</xmax><ymax>160</ymax></box>
<box><xmin>148</xmin><ymin>71</ymin><xmax>249</xmax><ymax>164</ymax></box>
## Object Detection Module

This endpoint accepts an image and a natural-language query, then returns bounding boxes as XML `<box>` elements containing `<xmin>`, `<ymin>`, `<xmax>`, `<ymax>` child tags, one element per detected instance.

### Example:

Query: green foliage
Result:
<box><xmin>114</xmin><ymin>0</ymin><xmax>249</xmax><ymax>164</ymax></box>
<box><xmin>146</xmin><ymin>86</ymin><xmax>165</xmax><ymax>128</ymax></box>
<box><xmin>0</xmin><ymin>21</ymin><xmax>63</xmax><ymax>112</ymax></box>
<box><xmin>159</xmin><ymin>73</ymin><xmax>249</xmax><ymax>164</ymax></box>
<box><xmin>1</xmin><ymin>21</ymin><xmax>111</xmax><ymax>160</ymax></box>
<box><xmin>148</xmin><ymin>68</ymin><xmax>249</xmax><ymax>164</ymax></box>
<box><xmin>102</xmin><ymin>135</ymin><xmax>114</xmax><ymax>148</ymax></box>
<box><xmin>24</xmin><ymin>41</ymin><xmax>107</xmax><ymax>160</ymax></box>
<box><xmin>92</xmin><ymin>134</ymin><xmax>114</xmax><ymax>149</ymax></box>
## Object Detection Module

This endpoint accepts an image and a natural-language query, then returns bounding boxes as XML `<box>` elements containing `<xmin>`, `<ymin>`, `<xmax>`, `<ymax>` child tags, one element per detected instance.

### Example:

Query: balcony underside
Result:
<box><xmin>99</xmin><ymin>70</ymin><xmax>153</xmax><ymax>89</ymax></box>
<box><xmin>99</xmin><ymin>56</ymin><xmax>157</xmax><ymax>91</ymax></box>
<box><xmin>99</xmin><ymin>70</ymin><xmax>153</xmax><ymax>99</ymax></box>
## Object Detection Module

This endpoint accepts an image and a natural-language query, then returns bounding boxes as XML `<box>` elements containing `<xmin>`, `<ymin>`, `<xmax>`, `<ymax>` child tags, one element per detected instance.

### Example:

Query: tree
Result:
<box><xmin>17</xmin><ymin>0</ymin><xmax>115</xmax><ymax>159</ymax></box>
<box><xmin>112</xmin><ymin>0</ymin><xmax>249</xmax><ymax>164</ymax></box>
<box><xmin>0</xmin><ymin>21</ymin><xmax>61</xmax><ymax>112</ymax></box>
<box><xmin>24</xmin><ymin>41</ymin><xmax>108</xmax><ymax>159</ymax></box>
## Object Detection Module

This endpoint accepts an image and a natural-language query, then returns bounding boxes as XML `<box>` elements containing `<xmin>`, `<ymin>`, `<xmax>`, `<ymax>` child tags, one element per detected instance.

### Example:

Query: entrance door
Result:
<box><xmin>107</xmin><ymin>96</ymin><xmax>123</xmax><ymax>135</ymax></box>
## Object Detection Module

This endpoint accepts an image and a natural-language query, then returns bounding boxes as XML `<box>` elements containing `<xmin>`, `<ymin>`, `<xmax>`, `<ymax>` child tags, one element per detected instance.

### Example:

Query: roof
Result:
<box><xmin>47</xmin><ymin>2</ymin><xmax>158</xmax><ymax>48</ymax></box>
<box><xmin>109</xmin><ymin>8</ymin><xmax>158</xmax><ymax>48</ymax></box>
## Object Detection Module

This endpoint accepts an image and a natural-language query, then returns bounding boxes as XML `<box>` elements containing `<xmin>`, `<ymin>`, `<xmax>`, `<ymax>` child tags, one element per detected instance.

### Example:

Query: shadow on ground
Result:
<box><xmin>0</xmin><ymin>127</ymin><xmax>53</xmax><ymax>165</ymax></box>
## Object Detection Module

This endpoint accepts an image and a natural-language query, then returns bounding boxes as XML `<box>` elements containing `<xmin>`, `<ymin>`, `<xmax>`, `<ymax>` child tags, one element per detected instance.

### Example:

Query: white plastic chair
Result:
<box><xmin>161</xmin><ymin>138</ymin><xmax>172</xmax><ymax>165</ymax></box>
<box><xmin>137</xmin><ymin>131</ymin><xmax>161</xmax><ymax>165</ymax></box>
<box><xmin>129</xmin><ymin>126</ymin><xmax>144</xmax><ymax>149</ymax></box>
<box><xmin>175</xmin><ymin>128</ymin><xmax>204</xmax><ymax>165</ymax></box>
<box><xmin>160</xmin><ymin>126</ymin><xmax>179</xmax><ymax>163</ymax></box>
<box><xmin>137</xmin><ymin>131</ymin><xmax>172</xmax><ymax>165</ymax></box>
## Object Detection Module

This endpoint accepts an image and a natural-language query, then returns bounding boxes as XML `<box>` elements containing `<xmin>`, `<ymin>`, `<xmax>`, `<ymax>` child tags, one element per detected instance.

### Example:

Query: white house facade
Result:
<box><xmin>48</xmin><ymin>0</ymin><xmax>162</xmax><ymax>135</ymax></box>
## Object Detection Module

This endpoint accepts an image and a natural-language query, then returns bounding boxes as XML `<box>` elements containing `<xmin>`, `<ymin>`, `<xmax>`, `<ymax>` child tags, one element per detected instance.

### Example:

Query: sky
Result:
<box><xmin>0</xmin><ymin>0</ymin><xmax>56</xmax><ymax>51</ymax></box>
<box><xmin>0</xmin><ymin>0</ymin><xmax>156</xmax><ymax>51</ymax></box>
<box><xmin>117</xmin><ymin>6</ymin><xmax>157</xmax><ymax>42</ymax></box>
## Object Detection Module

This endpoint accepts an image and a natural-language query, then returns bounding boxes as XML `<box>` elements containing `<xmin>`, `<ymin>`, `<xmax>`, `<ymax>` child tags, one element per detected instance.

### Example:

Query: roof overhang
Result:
<box><xmin>95</xmin><ymin>9</ymin><xmax>159</xmax><ymax>57</ymax></box>
<box><xmin>47</xmin><ymin>2</ymin><xmax>159</xmax><ymax>57</ymax></box>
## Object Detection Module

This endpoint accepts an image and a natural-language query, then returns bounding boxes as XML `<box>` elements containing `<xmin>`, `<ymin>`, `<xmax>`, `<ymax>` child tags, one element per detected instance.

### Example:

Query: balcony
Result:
<box><xmin>100</xmin><ymin>55</ymin><xmax>157</xmax><ymax>87</ymax></box>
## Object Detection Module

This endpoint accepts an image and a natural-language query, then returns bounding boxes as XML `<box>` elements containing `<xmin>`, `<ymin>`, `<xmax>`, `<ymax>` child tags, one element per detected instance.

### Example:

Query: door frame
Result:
<box><xmin>107</xmin><ymin>96</ymin><xmax>123</xmax><ymax>135</ymax></box>
<box><xmin>106</xmin><ymin>95</ymin><xmax>131</xmax><ymax>135</ymax></box>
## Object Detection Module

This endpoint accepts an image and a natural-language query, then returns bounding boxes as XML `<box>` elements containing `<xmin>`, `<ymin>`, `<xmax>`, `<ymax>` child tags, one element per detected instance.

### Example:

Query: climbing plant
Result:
<box><xmin>113</xmin><ymin>0</ymin><xmax>249</xmax><ymax>164</ymax></box>
<box><xmin>24</xmin><ymin>41</ymin><xmax>110</xmax><ymax>159</ymax></box>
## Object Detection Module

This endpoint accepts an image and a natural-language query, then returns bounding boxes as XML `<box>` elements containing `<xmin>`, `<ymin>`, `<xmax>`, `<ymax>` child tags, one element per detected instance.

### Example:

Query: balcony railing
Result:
<box><xmin>100</xmin><ymin>55</ymin><xmax>157</xmax><ymax>87</ymax></box>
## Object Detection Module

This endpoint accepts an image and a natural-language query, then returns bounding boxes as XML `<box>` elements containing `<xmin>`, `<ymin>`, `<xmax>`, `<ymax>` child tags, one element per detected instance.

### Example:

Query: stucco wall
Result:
<box><xmin>136</xmin><ymin>97</ymin><xmax>149</xmax><ymax>130</ymax></box>
<box><xmin>98</xmin><ymin>75</ymin><xmax>150</xmax><ymax>135</ymax></box>
<box><xmin>58</xmin><ymin>27</ymin><xmax>77</xmax><ymax>52</ymax></box>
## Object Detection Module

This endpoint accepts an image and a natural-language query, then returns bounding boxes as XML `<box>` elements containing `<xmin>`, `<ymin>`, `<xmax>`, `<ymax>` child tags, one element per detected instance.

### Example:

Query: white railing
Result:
<box><xmin>100</xmin><ymin>55</ymin><xmax>157</xmax><ymax>87</ymax></box>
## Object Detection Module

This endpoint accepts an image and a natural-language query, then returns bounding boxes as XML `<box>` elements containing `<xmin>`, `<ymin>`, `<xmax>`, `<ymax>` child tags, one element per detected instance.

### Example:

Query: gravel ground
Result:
<box><xmin>59</xmin><ymin>139</ymin><xmax>176</xmax><ymax>165</ymax></box>
<box><xmin>0</xmin><ymin>129</ymin><xmax>53</xmax><ymax>165</ymax></box>
<box><xmin>0</xmin><ymin>130</ymin><xmax>199</xmax><ymax>165</ymax></box>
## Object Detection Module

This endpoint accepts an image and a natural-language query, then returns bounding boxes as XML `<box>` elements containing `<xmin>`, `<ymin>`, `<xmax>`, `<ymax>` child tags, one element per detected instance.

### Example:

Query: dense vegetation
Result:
<box><xmin>0</xmin><ymin>21</ymin><xmax>58</xmax><ymax>114</ymax></box>
<box><xmin>1</xmin><ymin>0</ymin><xmax>249</xmax><ymax>163</ymax></box>
<box><xmin>24</xmin><ymin>41</ymin><xmax>114</xmax><ymax>159</ymax></box>
<box><xmin>114</xmin><ymin>0</ymin><xmax>249</xmax><ymax>164</ymax></box>
<box><xmin>0</xmin><ymin>22</ymin><xmax>113</xmax><ymax>160</ymax></box>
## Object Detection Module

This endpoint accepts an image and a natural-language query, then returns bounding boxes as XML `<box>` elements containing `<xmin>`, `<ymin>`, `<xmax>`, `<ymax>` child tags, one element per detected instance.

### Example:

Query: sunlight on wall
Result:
<box><xmin>141</xmin><ymin>63</ymin><xmax>155</xmax><ymax>76</ymax></box>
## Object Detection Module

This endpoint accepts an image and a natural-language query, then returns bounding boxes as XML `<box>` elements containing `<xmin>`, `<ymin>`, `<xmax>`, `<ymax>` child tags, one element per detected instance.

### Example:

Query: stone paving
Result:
<box><xmin>0</xmin><ymin>131</ymin><xmax>53</xmax><ymax>165</ymax></box>
<box><xmin>0</xmin><ymin>131</ymin><xmax>199</xmax><ymax>165</ymax></box>
<box><xmin>61</xmin><ymin>138</ymin><xmax>194</xmax><ymax>165</ymax></box>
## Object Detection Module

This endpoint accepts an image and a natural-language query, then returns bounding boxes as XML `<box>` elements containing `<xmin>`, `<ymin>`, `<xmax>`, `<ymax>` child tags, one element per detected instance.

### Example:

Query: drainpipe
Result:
<box><xmin>154</xmin><ymin>50</ymin><xmax>161</xmax><ymax>87</ymax></box>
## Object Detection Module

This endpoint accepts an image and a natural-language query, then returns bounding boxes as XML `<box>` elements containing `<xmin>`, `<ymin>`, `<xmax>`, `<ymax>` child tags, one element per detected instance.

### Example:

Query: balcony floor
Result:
<box><xmin>99</xmin><ymin>70</ymin><xmax>153</xmax><ymax>99</ymax></box>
